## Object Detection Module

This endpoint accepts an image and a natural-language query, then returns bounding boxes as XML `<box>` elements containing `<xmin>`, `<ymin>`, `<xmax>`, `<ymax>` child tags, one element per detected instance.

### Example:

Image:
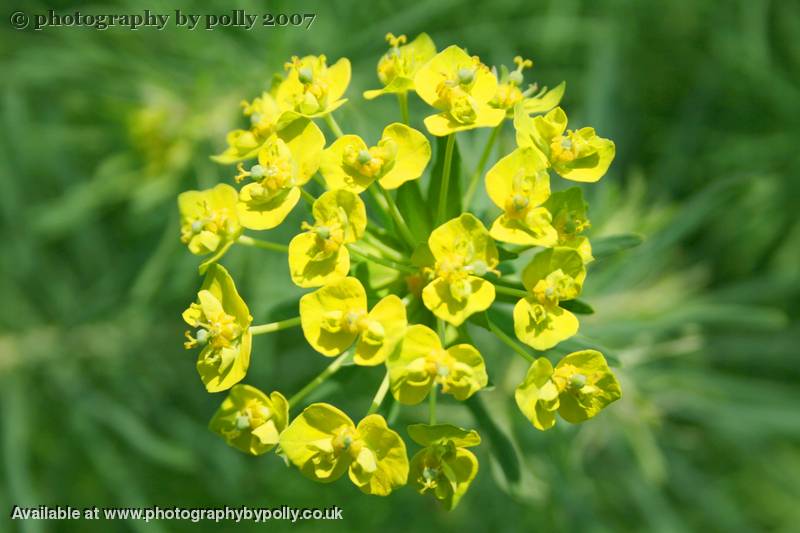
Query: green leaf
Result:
<box><xmin>465</xmin><ymin>395</ymin><xmax>520</xmax><ymax>485</ymax></box>
<box><xmin>591</xmin><ymin>233</ymin><xmax>644</xmax><ymax>259</ymax></box>
<box><xmin>497</xmin><ymin>246</ymin><xmax>520</xmax><ymax>262</ymax></box>
<box><xmin>559</xmin><ymin>299</ymin><xmax>595</xmax><ymax>315</ymax></box>
<box><xmin>427</xmin><ymin>135</ymin><xmax>462</xmax><ymax>222</ymax></box>
<box><xmin>396</xmin><ymin>180</ymin><xmax>432</xmax><ymax>241</ymax></box>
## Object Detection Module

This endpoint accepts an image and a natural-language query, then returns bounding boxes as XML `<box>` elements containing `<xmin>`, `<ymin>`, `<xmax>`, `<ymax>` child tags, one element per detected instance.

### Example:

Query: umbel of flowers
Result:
<box><xmin>178</xmin><ymin>33</ymin><xmax>622</xmax><ymax>509</ymax></box>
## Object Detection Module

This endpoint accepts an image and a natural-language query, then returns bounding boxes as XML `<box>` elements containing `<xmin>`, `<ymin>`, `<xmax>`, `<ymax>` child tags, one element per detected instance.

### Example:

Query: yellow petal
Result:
<box><xmin>523</xmin><ymin>81</ymin><xmax>566</xmax><ymax>115</ymax></box>
<box><xmin>428</xmin><ymin>213</ymin><xmax>498</xmax><ymax>267</ymax></box>
<box><xmin>351</xmin><ymin>415</ymin><xmax>409</xmax><ymax>496</ymax></box>
<box><xmin>279</xmin><ymin>118</ymin><xmax>326</xmax><ymax>185</ymax></box>
<box><xmin>319</xmin><ymin>135</ymin><xmax>371</xmax><ymax>192</ymax></box>
<box><xmin>515</xmin><ymin>357</ymin><xmax>559</xmax><ymax>430</ymax></box>
<box><xmin>300</xmin><ymin>277</ymin><xmax>367</xmax><ymax>356</ymax></box>
<box><xmin>237</xmin><ymin>185</ymin><xmax>300</xmax><ymax>230</ymax></box>
<box><xmin>197</xmin><ymin>330</ymin><xmax>251</xmax><ymax>392</ymax></box>
<box><xmin>354</xmin><ymin>295</ymin><xmax>407</xmax><ymax>366</ymax></box>
<box><xmin>444</xmin><ymin>344</ymin><xmax>488</xmax><ymax>400</ymax></box>
<box><xmin>513</xmin><ymin>298</ymin><xmax>578</xmax><ymax>350</ymax></box>
<box><xmin>423</xmin><ymin>106</ymin><xmax>505</xmax><ymax>137</ymax></box>
<box><xmin>422</xmin><ymin>276</ymin><xmax>495</xmax><ymax>326</ymax></box>
<box><xmin>327</xmin><ymin>58</ymin><xmax>351</xmax><ymax>103</ymax></box>
<box><xmin>279</xmin><ymin>403</ymin><xmax>354</xmax><ymax>483</ymax></box>
<box><xmin>387</xmin><ymin>324</ymin><xmax>439</xmax><ymax>405</ymax></box>
<box><xmin>378</xmin><ymin>123</ymin><xmax>431</xmax><ymax>189</ymax></box>
<box><xmin>484</xmin><ymin>147</ymin><xmax>549</xmax><ymax>210</ymax></box>
<box><xmin>489</xmin><ymin>210</ymin><xmax>558</xmax><ymax>247</ymax></box>
<box><xmin>288</xmin><ymin>232</ymin><xmax>350</xmax><ymax>288</ymax></box>
<box><xmin>312</xmin><ymin>189</ymin><xmax>367</xmax><ymax>243</ymax></box>
<box><xmin>521</xmin><ymin>248</ymin><xmax>586</xmax><ymax>292</ymax></box>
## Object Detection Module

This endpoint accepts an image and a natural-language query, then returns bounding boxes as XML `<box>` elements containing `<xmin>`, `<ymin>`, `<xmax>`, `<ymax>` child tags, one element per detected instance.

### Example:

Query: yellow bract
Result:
<box><xmin>212</xmin><ymin>91</ymin><xmax>285</xmax><ymax>164</ymax></box>
<box><xmin>408</xmin><ymin>423</ymin><xmax>480</xmax><ymax>510</ymax></box>
<box><xmin>320</xmin><ymin>123</ymin><xmax>430</xmax><ymax>192</ymax></box>
<box><xmin>288</xmin><ymin>190</ymin><xmax>366</xmax><ymax>288</ymax></box>
<box><xmin>422</xmin><ymin>214</ymin><xmax>499</xmax><ymax>326</ymax></box>
<box><xmin>515</xmin><ymin>105</ymin><xmax>615</xmax><ymax>183</ymax></box>
<box><xmin>182</xmin><ymin>264</ymin><xmax>252</xmax><ymax>392</ymax></box>
<box><xmin>414</xmin><ymin>45</ymin><xmax>505</xmax><ymax>136</ymax></box>
<box><xmin>279</xmin><ymin>403</ymin><xmax>409</xmax><ymax>496</ymax></box>
<box><xmin>276</xmin><ymin>55</ymin><xmax>351</xmax><ymax>119</ymax></box>
<box><xmin>515</xmin><ymin>350</ymin><xmax>621</xmax><ymax>430</ymax></box>
<box><xmin>513</xmin><ymin>248</ymin><xmax>586</xmax><ymax>350</ymax></box>
<box><xmin>235</xmin><ymin>119</ymin><xmax>325</xmax><ymax>230</ymax></box>
<box><xmin>543</xmin><ymin>187</ymin><xmax>593</xmax><ymax>263</ymax></box>
<box><xmin>209</xmin><ymin>385</ymin><xmax>289</xmax><ymax>455</ymax></box>
<box><xmin>387</xmin><ymin>325</ymin><xmax>487</xmax><ymax>404</ymax></box>
<box><xmin>178</xmin><ymin>184</ymin><xmax>241</xmax><ymax>272</ymax></box>
<box><xmin>364</xmin><ymin>33</ymin><xmax>437</xmax><ymax>100</ymax></box>
<box><xmin>300</xmin><ymin>277</ymin><xmax>407</xmax><ymax>365</ymax></box>
<box><xmin>485</xmin><ymin>147</ymin><xmax>558</xmax><ymax>246</ymax></box>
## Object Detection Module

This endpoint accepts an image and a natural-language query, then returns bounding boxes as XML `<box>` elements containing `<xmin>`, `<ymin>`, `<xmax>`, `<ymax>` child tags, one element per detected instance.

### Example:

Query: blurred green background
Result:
<box><xmin>2</xmin><ymin>0</ymin><xmax>799</xmax><ymax>532</ymax></box>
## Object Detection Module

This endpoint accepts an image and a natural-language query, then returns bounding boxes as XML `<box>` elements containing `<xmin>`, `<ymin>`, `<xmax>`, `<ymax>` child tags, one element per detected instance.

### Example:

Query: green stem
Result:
<box><xmin>249</xmin><ymin>317</ymin><xmax>301</xmax><ymax>335</ymax></box>
<box><xmin>367</xmin><ymin>185</ymin><xmax>394</xmax><ymax>228</ymax></box>
<box><xmin>348</xmin><ymin>245</ymin><xmax>416</xmax><ymax>274</ymax></box>
<box><xmin>366</xmin><ymin>372</ymin><xmax>391</xmax><ymax>415</ymax></box>
<box><xmin>429</xmin><ymin>384</ymin><xmax>437</xmax><ymax>424</ymax></box>
<box><xmin>388</xmin><ymin>400</ymin><xmax>401</xmax><ymax>425</ymax></box>
<box><xmin>486</xmin><ymin>315</ymin><xmax>535</xmax><ymax>363</ymax></box>
<box><xmin>324</xmin><ymin>113</ymin><xmax>344</xmax><ymax>139</ymax></box>
<box><xmin>237</xmin><ymin>235</ymin><xmax>288</xmax><ymax>253</ymax></box>
<box><xmin>363</xmin><ymin>230</ymin><xmax>405</xmax><ymax>261</ymax></box>
<box><xmin>373</xmin><ymin>183</ymin><xmax>417</xmax><ymax>248</ymax></box>
<box><xmin>288</xmin><ymin>351</ymin><xmax>352</xmax><ymax>409</ymax></box>
<box><xmin>436</xmin><ymin>134</ymin><xmax>457</xmax><ymax>225</ymax></box>
<box><xmin>397</xmin><ymin>92</ymin><xmax>409</xmax><ymax>125</ymax></box>
<box><xmin>300</xmin><ymin>187</ymin><xmax>316</xmax><ymax>206</ymax></box>
<box><xmin>463</xmin><ymin>123</ymin><xmax>503</xmax><ymax>208</ymax></box>
<box><xmin>494</xmin><ymin>284</ymin><xmax>529</xmax><ymax>299</ymax></box>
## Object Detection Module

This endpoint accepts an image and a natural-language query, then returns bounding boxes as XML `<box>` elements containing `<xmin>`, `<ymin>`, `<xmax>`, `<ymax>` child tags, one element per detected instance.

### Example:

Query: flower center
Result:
<box><xmin>285</xmin><ymin>56</ymin><xmax>331</xmax><ymax>114</ymax></box>
<box><xmin>343</xmin><ymin>140</ymin><xmax>398</xmax><ymax>180</ymax></box>
<box><xmin>532</xmin><ymin>269</ymin><xmax>578</xmax><ymax>306</ymax></box>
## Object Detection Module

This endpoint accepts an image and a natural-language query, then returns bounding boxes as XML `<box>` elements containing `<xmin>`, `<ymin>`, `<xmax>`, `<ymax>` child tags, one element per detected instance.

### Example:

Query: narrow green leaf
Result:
<box><xmin>559</xmin><ymin>299</ymin><xmax>595</xmax><ymax>315</ymax></box>
<box><xmin>427</xmin><ymin>135</ymin><xmax>462</xmax><ymax>223</ymax></box>
<box><xmin>591</xmin><ymin>233</ymin><xmax>644</xmax><ymax>259</ymax></box>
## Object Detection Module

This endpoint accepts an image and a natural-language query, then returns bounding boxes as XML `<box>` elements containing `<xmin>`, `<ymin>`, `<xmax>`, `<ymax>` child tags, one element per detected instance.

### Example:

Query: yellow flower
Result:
<box><xmin>234</xmin><ymin>119</ymin><xmax>325</xmax><ymax>230</ymax></box>
<box><xmin>279</xmin><ymin>403</ymin><xmax>408</xmax><ymax>496</ymax></box>
<box><xmin>319</xmin><ymin>123</ymin><xmax>430</xmax><ymax>192</ymax></box>
<box><xmin>363</xmin><ymin>33</ymin><xmax>437</xmax><ymax>100</ymax></box>
<box><xmin>543</xmin><ymin>187</ymin><xmax>593</xmax><ymax>262</ymax></box>
<box><xmin>212</xmin><ymin>91</ymin><xmax>286</xmax><ymax>164</ymax></box>
<box><xmin>414</xmin><ymin>45</ymin><xmax>505</xmax><ymax>136</ymax></box>
<box><xmin>387</xmin><ymin>324</ymin><xmax>488</xmax><ymax>405</ymax></box>
<box><xmin>485</xmin><ymin>147</ymin><xmax>558</xmax><ymax>246</ymax></box>
<box><xmin>183</xmin><ymin>264</ymin><xmax>252</xmax><ymax>392</ymax></box>
<box><xmin>300</xmin><ymin>277</ymin><xmax>407</xmax><ymax>365</ymax></box>
<box><xmin>422</xmin><ymin>213</ymin><xmax>499</xmax><ymax>326</ymax></box>
<box><xmin>513</xmin><ymin>248</ymin><xmax>586</xmax><ymax>350</ymax></box>
<box><xmin>276</xmin><ymin>55</ymin><xmax>350</xmax><ymax>119</ymax></box>
<box><xmin>288</xmin><ymin>190</ymin><xmax>366</xmax><ymax>288</ymax></box>
<box><xmin>178</xmin><ymin>184</ymin><xmax>241</xmax><ymax>271</ymax></box>
<box><xmin>515</xmin><ymin>105</ymin><xmax>615</xmax><ymax>183</ymax></box>
<box><xmin>515</xmin><ymin>350</ymin><xmax>621</xmax><ymax>430</ymax></box>
<box><xmin>408</xmin><ymin>423</ymin><xmax>480</xmax><ymax>510</ymax></box>
<box><xmin>208</xmin><ymin>384</ymin><xmax>289</xmax><ymax>455</ymax></box>
<box><xmin>490</xmin><ymin>56</ymin><xmax>565</xmax><ymax>116</ymax></box>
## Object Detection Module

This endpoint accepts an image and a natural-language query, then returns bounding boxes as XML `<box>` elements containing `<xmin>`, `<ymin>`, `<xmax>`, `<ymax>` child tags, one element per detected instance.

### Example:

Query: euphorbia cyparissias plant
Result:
<box><xmin>178</xmin><ymin>33</ymin><xmax>621</xmax><ymax>509</ymax></box>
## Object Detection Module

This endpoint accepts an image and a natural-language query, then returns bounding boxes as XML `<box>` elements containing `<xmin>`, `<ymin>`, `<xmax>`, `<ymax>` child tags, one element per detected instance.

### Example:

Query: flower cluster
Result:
<box><xmin>179</xmin><ymin>33</ymin><xmax>622</xmax><ymax>508</ymax></box>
